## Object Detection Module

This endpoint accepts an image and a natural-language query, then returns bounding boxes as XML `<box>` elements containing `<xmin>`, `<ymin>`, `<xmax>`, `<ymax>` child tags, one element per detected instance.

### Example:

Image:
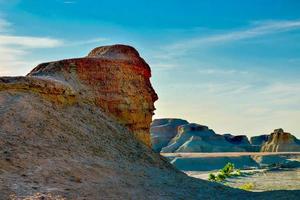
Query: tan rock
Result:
<box><xmin>261</xmin><ymin>128</ymin><xmax>300</xmax><ymax>152</ymax></box>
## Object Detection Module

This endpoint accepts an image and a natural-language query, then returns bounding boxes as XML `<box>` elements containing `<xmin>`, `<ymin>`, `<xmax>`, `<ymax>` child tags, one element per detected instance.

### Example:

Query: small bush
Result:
<box><xmin>221</xmin><ymin>162</ymin><xmax>235</xmax><ymax>177</ymax></box>
<box><xmin>208</xmin><ymin>173</ymin><xmax>216</xmax><ymax>181</ymax></box>
<box><xmin>216</xmin><ymin>173</ymin><xmax>226</xmax><ymax>182</ymax></box>
<box><xmin>208</xmin><ymin>162</ymin><xmax>242</xmax><ymax>182</ymax></box>
<box><xmin>239</xmin><ymin>183</ymin><xmax>254</xmax><ymax>191</ymax></box>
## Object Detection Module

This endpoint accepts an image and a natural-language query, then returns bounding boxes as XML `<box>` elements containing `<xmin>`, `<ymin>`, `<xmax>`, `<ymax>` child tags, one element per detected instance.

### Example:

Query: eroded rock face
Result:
<box><xmin>261</xmin><ymin>129</ymin><xmax>300</xmax><ymax>152</ymax></box>
<box><xmin>150</xmin><ymin>118</ymin><xmax>189</xmax><ymax>152</ymax></box>
<box><xmin>25</xmin><ymin>45</ymin><xmax>157</xmax><ymax>146</ymax></box>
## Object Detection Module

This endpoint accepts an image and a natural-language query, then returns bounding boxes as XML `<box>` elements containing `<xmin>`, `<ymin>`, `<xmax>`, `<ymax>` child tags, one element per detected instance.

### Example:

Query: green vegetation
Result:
<box><xmin>208</xmin><ymin>162</ymin><xmax>242</xmax><ymax>182</ymax></box>
<box><xmin>239</xmin><ymin>183</ymin><xmax>254</xmax><ymax>191</ymax></box>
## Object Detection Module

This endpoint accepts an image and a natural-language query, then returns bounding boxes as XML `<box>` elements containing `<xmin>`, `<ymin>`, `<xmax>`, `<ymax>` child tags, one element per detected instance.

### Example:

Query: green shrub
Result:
<box><xmin>239</xmin><ymin>183</ymin><xmax>254</xmax><ymax>191</ymax></box>
<box><xmin>220</xmin><ymin>162</ymin><xmax>235</xmax><ymax>177</ymax></box>
<box><xmin>216</xmin><ymin>173</ymin><xmax>226</xmax><ymax>182</ymax></box>
<box><xmin>208</xmin><ymin>162</ymin><xmax>242</xmax><ymax>182</ymax></box>
<box><xmin>208</xmin><ymin>173</ymin><xmax>216</xmax><ymax>181</ymax></box>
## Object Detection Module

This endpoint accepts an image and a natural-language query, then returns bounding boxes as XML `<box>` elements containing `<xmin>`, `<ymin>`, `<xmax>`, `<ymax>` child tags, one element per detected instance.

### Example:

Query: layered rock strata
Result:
<box><xmin>24</xmin><ymin>45</ymin><xmax>158</xmax><ymax>146</ymax></box>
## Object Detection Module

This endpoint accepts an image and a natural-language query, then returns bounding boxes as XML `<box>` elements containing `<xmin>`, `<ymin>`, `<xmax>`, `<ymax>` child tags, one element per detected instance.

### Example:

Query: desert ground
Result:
<box><xmin>163</xmin><ymin>152</ymin><xmax>300</xmax><ymax>192</ymax></box>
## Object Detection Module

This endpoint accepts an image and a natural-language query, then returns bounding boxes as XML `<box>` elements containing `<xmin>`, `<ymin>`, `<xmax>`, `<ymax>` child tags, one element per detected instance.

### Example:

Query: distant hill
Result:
<box><xmin>151</xmin><ymin>119</ymin><xmax>300</xmax><ymax>153</ymax></box>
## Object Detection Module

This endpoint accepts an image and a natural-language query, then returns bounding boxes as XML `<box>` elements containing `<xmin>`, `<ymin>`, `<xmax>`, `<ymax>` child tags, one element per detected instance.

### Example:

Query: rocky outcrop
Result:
<box><xmin>261</xmin><ymin>129</ymin><xmax>300</xmax><ymax>152</ymax></box>
<box><xmin>25</xmin><ymin>44</ymin><xmax>158</xmax><ymax>147</ymax></box>
<box><xmin>161</xmin><ymin>123</ymin><xmax>248</xmax><ymax>153</ymax></box>
<box><xmin>150</xmin><ymin>118</ymin><xmax>188</xmax><ymax>152</ymax></box>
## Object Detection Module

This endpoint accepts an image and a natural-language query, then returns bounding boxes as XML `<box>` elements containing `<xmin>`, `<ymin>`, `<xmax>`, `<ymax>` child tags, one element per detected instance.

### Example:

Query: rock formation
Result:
<box><xmin>150</xmin><ymin>118</ymin><xmax>188</xmax><ymax>152</ymax></box>
<box><xmin>27</xmin><ymin>44</ymin><xmax>158</xmax><ymax>147</ymax></box>
<box><xmin>0</xmin><ymin>45</ymin><xmax>299</xmax><ymax>199</ymax></box>
<box><xmin>161</xmin><ymin>123</ymin><xmax>248</xmax><ymax>153</ymax></box>
<box><xmin>261</xmin><ymin>129</ymin><xmax>300</xmax><ymax>152</ymax></box>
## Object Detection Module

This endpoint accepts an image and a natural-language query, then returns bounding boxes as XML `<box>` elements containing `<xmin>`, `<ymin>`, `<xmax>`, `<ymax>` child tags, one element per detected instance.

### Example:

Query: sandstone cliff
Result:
<box><xmin>261</xmin><ymin>129</ymin><xmax>300</xmax><ymax>152</ymax></box>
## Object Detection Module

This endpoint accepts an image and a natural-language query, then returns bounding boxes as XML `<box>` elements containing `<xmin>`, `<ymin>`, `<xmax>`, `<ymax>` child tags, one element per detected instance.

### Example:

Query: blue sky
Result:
<box><xmin>0</xmin><ymin>0</ymin><xmax>300</xmax><ymax>137</ymax></box>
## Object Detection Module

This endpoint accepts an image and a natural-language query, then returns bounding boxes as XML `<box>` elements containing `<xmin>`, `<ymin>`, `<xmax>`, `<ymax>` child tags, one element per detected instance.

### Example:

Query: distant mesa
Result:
<box><xmin>261</xmin><ymin>128</ymin><xmax>300</xmax><ymax>152</ymax></box>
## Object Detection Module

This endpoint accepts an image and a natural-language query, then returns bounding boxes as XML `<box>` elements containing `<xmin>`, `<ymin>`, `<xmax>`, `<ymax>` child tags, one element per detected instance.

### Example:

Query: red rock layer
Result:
<box><xmin>28</xmin><ymin>45</ymin><xmax>158</xmax><ymax>146</ymax></box>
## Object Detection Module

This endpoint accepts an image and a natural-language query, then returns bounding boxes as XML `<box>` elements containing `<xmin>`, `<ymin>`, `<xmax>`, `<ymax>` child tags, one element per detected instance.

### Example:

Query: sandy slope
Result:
<box><xmin>0</xmin><ymin>92</ymin><xmax>299</xmax><ymax>199</ymax></box>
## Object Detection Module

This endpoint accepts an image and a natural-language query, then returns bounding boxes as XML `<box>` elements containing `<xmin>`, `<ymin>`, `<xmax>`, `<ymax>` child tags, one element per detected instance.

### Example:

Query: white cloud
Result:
<box><xmin>0</xmin><ymin>16</ymin><xmax>64</xmax><ymax>76</ymax></box>
<box><xmin>166</xmin><ymin>20</ymin><xmax>300</xmax><ymax>52</ymax></box>
<box><xmin>0</xmin><ymin>16</ymin><xmax>110</xmax><ymax>76</ymax></box>
<box><xmin>0</xmin><ymin>35</ymin><xmax>63</xmax><ymax>48</ymax></box>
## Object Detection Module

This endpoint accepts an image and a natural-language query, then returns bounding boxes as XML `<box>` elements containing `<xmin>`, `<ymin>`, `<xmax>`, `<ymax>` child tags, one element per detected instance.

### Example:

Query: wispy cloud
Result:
<box><xmin>166</xmin><ymin>20</ymin><xmax>300</xmax><ymax>51</ymax></box>
<box><xmin>0</xmin><ymin>16</ymin><xmax>110</xmax><ymax>76</ymax></box>
<box><xmin>197</xmin><ymin>68</ymin><xmax>249</xmax><ymax>75</ymax></box>
<box><xmin>0</xmin><ymin>35</ymin><xmax>63</xmax><ymax>48</ymax></box>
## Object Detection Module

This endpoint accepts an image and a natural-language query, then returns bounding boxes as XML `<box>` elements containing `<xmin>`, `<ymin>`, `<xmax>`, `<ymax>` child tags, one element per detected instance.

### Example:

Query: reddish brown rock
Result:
<box><xmin>26</xmin><ymin>45</ymin><xmax>158</xmax><ymax>146</ymax></box>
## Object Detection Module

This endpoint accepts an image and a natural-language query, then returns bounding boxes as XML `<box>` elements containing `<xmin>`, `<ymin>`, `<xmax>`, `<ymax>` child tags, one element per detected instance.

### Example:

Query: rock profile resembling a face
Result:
<box><xmin>9</xmin><ymin>44</ymin><xmax>157</xmax><ymax>147</ymax></box>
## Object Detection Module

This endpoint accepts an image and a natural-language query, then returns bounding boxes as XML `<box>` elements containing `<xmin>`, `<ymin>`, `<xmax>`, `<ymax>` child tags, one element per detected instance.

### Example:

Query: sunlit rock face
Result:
<box><xmin>261</xmin><ymin>128</ymin><xmax>300</xmax><ymax>152</ymax></box>
<box><xmin>2</xmin><ymin>44</ymin><xmax>158</xmax><ymax>147</ymax></box>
